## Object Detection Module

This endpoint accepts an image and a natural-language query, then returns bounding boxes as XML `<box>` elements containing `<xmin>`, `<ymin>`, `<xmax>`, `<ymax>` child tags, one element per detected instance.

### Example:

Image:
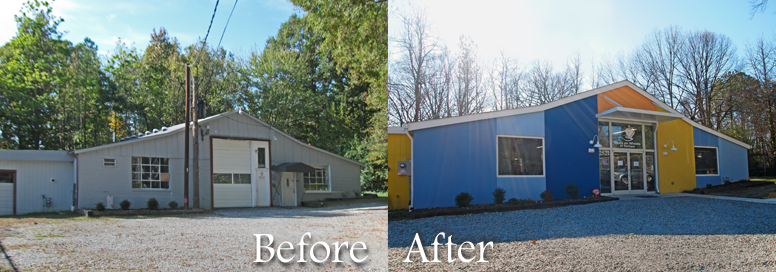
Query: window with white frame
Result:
<box><xmin>304</xmin><ymin>166</ymin><xmax>330</xmax><ymax>191</ymax></box>
<box><xmin>497</xmin><ymin>136</ymin><xmax>544</xmax><ymax>176</ymax></box>
<box><xmin>132</xmin><ymin>157</ymin><xmax>170</xmax><ymax>189</ymax></box>
<box><xmin>103</xmin><ymin>158</ymin><xmax>116</xmax><ymax>167</ymax></box>
<box><xmin>694</xmin><ymin>147</ymin><xmax>719</xmax><ymax>175</ymax></box>
<box><xmin>213</xmin><ymin>173</ymin><xmax>251</xmax><ymax>184</ymax></box>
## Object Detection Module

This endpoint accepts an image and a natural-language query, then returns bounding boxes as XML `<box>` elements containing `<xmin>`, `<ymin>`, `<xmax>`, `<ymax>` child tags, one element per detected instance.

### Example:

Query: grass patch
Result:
<box><xmin>323</xmin><ymin>196</ymin><xmax>388</xmax><ymax>207</ymax></box>
<box><xmin>363</xmin><ymin>191</ymin><xmax>388</xmax><ymax>197</ymax></box>
<box><xmin>749</xmin><ymin>176</ymin><xmax>776</xmax><ymax>182</ymax></box>
<box><xmin>34</xmin><ymin>233</ymin><xmax>64</xmax><ymax>238</ymax></box>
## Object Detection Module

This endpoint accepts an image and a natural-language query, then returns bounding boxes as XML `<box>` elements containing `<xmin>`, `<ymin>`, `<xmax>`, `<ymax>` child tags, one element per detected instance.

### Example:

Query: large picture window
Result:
<box><xmin>695</xmin><ymin>147</ymin><xmax>719</xmax><ymax>175</ymax></box>
<box><xmin>497</xmin><ymin>136</ymin><xmax>544</xmax><ymax>176</ymax></box>
<box><xmin>304</xmin><ymin>166</ymin><xmax>330</xmax><ymax>191</ymax></box>
<box><xmin>132</xmin><ymin>157</ymin><xmax>169</xmax><ymax>189</ymax></box>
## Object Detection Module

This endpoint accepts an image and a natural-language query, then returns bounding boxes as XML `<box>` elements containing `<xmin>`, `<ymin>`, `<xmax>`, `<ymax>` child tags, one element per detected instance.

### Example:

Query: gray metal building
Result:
<box><xmin>0</xmin><ymin>110</ymin><xmax>364</xmax><ymax>214</ymax></box>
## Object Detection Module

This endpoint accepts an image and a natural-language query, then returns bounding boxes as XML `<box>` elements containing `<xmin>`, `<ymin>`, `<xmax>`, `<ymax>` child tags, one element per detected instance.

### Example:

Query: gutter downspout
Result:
<box><xmin>403</xmin><ymin>125</ymin><xmax>414</xmax><ymax>210</ymax></box>
<box><xmin>654</xmin><ymin>122</ymin><xmax>660</xmax><ymax>194</ymax></box>
<box><xmin>68</xmin><ymin>152</ymin><xmax>78</xmax><ymax>211</ymax></box>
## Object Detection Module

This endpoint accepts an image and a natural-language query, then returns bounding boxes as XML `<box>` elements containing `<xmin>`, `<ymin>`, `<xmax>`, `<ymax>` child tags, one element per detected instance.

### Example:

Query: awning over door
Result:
<box><xmin>596</xmin><ymin>107</ymin><xmax>684</xmax><ymax>123</ymax></box>
<box><xmin>273</xmin><ymin>162</ymin><xmax>316</xmax><ymax>173</ymax></box>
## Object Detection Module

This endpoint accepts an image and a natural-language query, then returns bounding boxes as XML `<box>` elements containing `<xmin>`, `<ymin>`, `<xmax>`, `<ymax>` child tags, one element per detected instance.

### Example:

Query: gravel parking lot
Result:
<box><xmin>389</xmin><ymin>197</ymin><xmax>776</xmax><ymax>271</ymax></box>
<box><xmin>0</xmin><ymin>200</ymin><xmax>387</xmax><ymax>271</ymax></box>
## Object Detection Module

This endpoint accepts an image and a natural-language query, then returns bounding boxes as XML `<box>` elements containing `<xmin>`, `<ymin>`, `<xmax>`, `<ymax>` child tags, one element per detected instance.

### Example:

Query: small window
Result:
<box><xmin>498</xmin><ymin>136</ymin><xmax>544</xmax><ymax>176</ymax></box>
<box><xmin>257</xmin><ymin>148</ymin><xmax>266</xmax><ymax>168</ymax></box>
<box><xmin>103</xmin><ymin>158</ymin><xmax>116</xmax><ymax>167</ymax></box>
<box><xmin>0</xmin><ymin>173</ymin><xmax>13</xmax><ymax>183</ymax></box>
<box><xmin>214</xmin><ymin>173</ymin><xmax>251</xmax><ymax>184</ymax></box>
<box><xmin>695</xmin><ymin>147</ymin><xmax>718</xmax><ymax>175</ymax></box>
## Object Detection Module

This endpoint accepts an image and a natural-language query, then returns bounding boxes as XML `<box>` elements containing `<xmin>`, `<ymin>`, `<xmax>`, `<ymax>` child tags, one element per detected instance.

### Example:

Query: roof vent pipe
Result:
<box><xmin>161</xmin><ymin>127</ymin><xmax>168</xmax><ymax>132</ymax></box>
<box><xmin>138</xmin><ymin>133</ymin><xmax>144</xmax><ymax>138</ymax></box>
<box><xmin>153</xmin><ymin>129</ymin><xmax>159</xmax><ymax>134</ymax></box>
<box><xmin>145</xmin><ymin>131</ymin><xmax>151</xmax><ymax>136</ymax></box>
<box><xmin>131</xmin><ymin>135</ymin><xmax>138</xmax><ymax>139</ymax></box>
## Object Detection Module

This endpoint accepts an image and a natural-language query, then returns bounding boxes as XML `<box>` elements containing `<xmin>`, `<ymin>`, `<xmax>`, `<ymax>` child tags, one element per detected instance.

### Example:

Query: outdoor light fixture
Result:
<box><xmin>200</xmin><ymin>124</ymin><xmax>210</xmax><ymax>140</ymax></box>
<box><xmin>590</xmin><ymin>135</ymin><xmax>603</xmax><ymax>148</ymax></box>
<box><xmin>664</xmin><ymin>140</ymin><xmax>678</xmax><ymax>151</ymax></box>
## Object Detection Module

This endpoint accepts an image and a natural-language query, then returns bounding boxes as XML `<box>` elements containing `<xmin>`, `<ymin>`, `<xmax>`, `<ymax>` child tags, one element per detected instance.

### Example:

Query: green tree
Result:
<box><xmin>289</xmin><ymin>0</ymin><xmax>388</xmax><ymax>191</ymax></box>
<box><xmin>0</xmin><ymin>0</ymin><xmax>71</xmax><ymax>149</ymax></box>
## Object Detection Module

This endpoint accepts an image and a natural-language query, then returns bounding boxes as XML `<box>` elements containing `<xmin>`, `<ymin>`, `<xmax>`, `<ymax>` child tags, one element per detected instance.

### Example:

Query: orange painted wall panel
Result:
<box><xmin>597</xmin><ymin>86</ymin><xmax>657</xmax><ymax>113</ymax></box>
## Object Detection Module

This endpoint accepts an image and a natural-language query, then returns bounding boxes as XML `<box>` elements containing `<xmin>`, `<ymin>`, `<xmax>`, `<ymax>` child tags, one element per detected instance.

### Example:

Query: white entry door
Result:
<box><xmin>252</xmin><ymin>141</ymin><xmax>271</xmax><ymax>207</ymax></box>
<box><xmin>213</xmin><ymin>139</ymin><xmax>252</xmax><ymax>208</ymax></box>
<box><xmin>0</xmin><ymin>171</ymin><xmax>14</xmax><ymax>215</ymax></box>
<box><xmin>281</xmin><ymin>172</ymin><xmax>297</xmax><ymax>206</ymax></box>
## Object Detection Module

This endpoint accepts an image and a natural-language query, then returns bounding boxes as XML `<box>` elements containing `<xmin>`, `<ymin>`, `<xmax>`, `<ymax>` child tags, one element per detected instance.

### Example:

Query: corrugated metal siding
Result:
<box><xmin>0</xmin><ymin>159</ymin><xmax>74</xmax><ymax>214</ymax></box>
<box><xmin>545</xmin><ymin>96</ymin><xmax>599</xmax><ymax>199</ymax></box>
<box><xmin>718</xmin><ymin>136</ymin><xmax>749</xmax><ymax>182</ymax></box>
<box><xmin>693</xmin><ymin>127</ymin><xmax>718</xmax><ymax>147</ymax></box>
<box><xmin>413</xmin><ymin>119</ymin><xmax>498</xmax><ymax>209</ymax></box>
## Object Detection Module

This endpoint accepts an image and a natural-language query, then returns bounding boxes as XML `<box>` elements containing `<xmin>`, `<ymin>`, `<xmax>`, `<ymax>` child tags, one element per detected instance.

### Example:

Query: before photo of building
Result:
<box><xmin>0</xmin><ymin>110</ymin><xmax>364</xmax><ymax>214</ymax></box>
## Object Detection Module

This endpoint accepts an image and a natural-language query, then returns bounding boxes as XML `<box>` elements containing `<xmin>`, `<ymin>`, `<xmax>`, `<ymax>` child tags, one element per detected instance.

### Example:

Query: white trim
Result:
<box><xmin>596</xmin><ymin>107</ymin><xmax>684</xmax><ymax>123</ymax></box>
<box><xmin>602</xmin><ymin>94</ymin><xmax>623</xmax><ymax>107</ymax></box>
<box><xmin>694</xmin><ymin>146</ymin><xmax>720</xmax><ymax>176</ymax></box>
<box><xmin>406</xmin><ymin>80</ymin><xmax>750</xmax><ymax>150</ymax></box>
<box><xmin>495</xmin><ymin>135</ymin><xmax>546</xmax><ymax>178</ymax></box>
<box><xmin>388</xmin><ymin>127</ymin><xmax>405</xmax><ymax>134</ymax></box>
<box><xmin>302</xmin><ymin>164</ymin><xmax>331</xmax><ymax>192</ymax></box>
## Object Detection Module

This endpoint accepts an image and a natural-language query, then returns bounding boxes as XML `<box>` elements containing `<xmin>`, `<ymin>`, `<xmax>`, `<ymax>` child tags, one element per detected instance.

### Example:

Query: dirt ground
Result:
<box><xmin>695</xmin><ymin>179</ymin><xmax>776</xmax><ymax>198</ymax></box>
<box><xmin>0</xmin><ymin>198</ymin><xmax>388</xmax><ymax>271</ymax></box>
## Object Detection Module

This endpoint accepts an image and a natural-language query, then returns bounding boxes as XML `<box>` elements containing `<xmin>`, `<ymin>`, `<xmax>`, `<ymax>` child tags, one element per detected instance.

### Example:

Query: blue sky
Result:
<box><xmin>389</xmin><ymin>0</ymin><xmax>776</xmax><ymax>86</ymax></box>
<box><xmin>0</xmin><ymin>0</ymin><xmax>299</xmax><ymax>56</ymax></box>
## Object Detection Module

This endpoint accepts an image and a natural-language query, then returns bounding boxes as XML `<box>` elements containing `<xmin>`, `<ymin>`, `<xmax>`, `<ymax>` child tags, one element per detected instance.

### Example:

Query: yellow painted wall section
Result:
<box><xmin>656</xmin><ymin>108</ymin><xmax>696</xmax><ymax>193</ymax></box>
<box><xmin>598</xmin><ymin>86</ymin><xmax>657</xmax><ymax>113</ymax></box>
<box><xmin>388</xmin><ymin>133</ymin><xmax>412</xmax><ymax>210</ymax></box>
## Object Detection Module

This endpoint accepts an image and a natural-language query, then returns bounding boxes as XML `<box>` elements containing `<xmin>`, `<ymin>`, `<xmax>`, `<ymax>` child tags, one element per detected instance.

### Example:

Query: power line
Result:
<box><xmin>217</xmin><ymin>0</ymin><xmax>238</xmax><ymax>49</ymax></box>
<box><xmin>192</xmin><ymin>0</ymin><xmax>220</xmax><ymax>65</ymax></box>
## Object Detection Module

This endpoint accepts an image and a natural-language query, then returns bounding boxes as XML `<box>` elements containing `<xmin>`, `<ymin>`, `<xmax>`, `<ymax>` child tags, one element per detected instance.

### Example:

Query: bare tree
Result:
<box><xmin>676</xmin><ymin>30</ymin><xmax>737</xmax><ymax>128</ymax></box>
<box><xmin>523</xmin><ymin>56</ymin><xmax>583</xmax><ymax>106</ymax></box>
<box><xmin>451</xmin><ymin>35</ymin><xmax>487</xmax><ymax>115</ymax></box>
<box><xmin>637</xmin><ymin>26</ymin><xmax>684</xmax><ymax>108</ymax></box>
<box><xmin>750</xmin><ymin>0</ymin><xmax>769</xmax><ymax>18</ymax></box>
<box><xmin>423</xmin><ymin>46</ymin><xmax>454</xmax><ymax>120</ymax></box>
<box><xmin>490</xmin><ymin>51</ymin><xmax>524</xmax><ymax>110</ymax></box>
<box><xmin>745</xmin><ymin>36</ymin><xmax>776</xmax><ymax>150</ymax></box>
<box><xmin>388</xmin><ymin>6</ymin><xmax>438</xmax><ymax>125</ymax></box>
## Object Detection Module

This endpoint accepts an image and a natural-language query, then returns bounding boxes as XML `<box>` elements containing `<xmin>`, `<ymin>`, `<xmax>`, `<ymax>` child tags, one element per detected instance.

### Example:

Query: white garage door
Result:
<box><xmin>213</xmin><ymin>139</ymin><xmax>252</xmax><ymax>208</ymax></box>
<box><xmin>0</xmin><ymin>172</ymin><xmax>14</xmax><ymax>215</ymax></box>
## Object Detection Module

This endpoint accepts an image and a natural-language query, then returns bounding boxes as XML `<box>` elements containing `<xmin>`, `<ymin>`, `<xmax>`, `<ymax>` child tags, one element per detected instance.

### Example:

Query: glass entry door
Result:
<box><xmin>612</xmin><ymin>151</ymin><xmax>646</xmax><ymax>194</ymax></box>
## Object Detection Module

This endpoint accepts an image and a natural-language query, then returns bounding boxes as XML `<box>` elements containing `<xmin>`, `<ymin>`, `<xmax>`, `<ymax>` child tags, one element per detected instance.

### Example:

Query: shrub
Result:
<box><xmin>507</xmin><ymin>198</ymin><xmax>518</xmax><ymax>205</ymax></box>
<box><xmin>565</xmin><ymin>183</ymin><xmax>579</xmax><ymax>199</ymax></box>
<box><xmin>147</xmin><ymin>198</ymin><xmax>159</xmax><ymax>210</ymax></box>
<box><xmin>540</xmin><ymin>190</ymin><xmax>553</xmax><ymax>202</ymax></box>
<box><xmin>95</xmin><ymin>202</ymin><xmax>105</xmax><ymax>211</ymax></box>
<box><xmin>168</xmin><ymin>201</ymin><xmax>179</xmax><ymax>209</ymax></box>
<box><xmin>455</xmin><ymin>192</ymin><xmax>474</xmax><ymax>208</ymax></box>
<box><xmin>705</xmin><ymin>183</ymin><xmax>713</xmax><ymax>189</ymax></box>
<box><xmin>120</xmin><ymin>199</ymin><xmax>131</xmax><ymax>210</ymax></box>
<box><xmin>493</xmin><ymin>187</ymin><xmax>506</xmax><ymax>204</ymax></box>
<box><xmin>724</xmin><ymin>180</ymin><xmax>732</xmax><ymax>185</ymax></box>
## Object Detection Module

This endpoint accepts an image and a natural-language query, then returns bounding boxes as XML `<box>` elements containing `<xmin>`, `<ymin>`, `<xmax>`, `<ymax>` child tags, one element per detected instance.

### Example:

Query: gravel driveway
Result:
<box><xmin>0</xmin><ymin>201</ymin><xmax>387</xmax><ymax>271</ymax></box>
<box><xmin>389</xmin><ymin>197</ymin><xmax>776</xmax><ymax>271</ymax></box>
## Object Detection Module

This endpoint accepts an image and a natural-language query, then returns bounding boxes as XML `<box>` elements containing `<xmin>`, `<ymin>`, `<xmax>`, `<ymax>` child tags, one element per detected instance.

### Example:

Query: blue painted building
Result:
<box><xmin>404</xmin><ymin>81</ymin><xmax>751</xmax><ymax>209</ymax></box>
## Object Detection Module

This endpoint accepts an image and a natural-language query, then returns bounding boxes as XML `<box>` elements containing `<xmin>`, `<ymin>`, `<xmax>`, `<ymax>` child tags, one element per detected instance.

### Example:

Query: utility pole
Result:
<box><xmin>184</xmin><ymin>65</ymin><xmax>191</xmax><ymax>209</ymax></box>
<box><xmin>192</xmin><ymin>78</ymin><xmax>200</xmax><ymax>208</ymax></box>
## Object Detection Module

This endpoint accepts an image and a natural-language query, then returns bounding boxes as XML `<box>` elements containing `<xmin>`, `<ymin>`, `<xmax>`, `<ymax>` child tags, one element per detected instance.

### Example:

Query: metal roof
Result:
<box><xmin>0</xmin><ymin>150</ymin><xmax>73</xmax><ymax>162</ymax></box>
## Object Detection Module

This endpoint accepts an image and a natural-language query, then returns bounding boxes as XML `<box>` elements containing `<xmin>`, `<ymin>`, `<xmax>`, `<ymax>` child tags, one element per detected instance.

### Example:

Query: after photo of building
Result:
<box><xmin>393</xmin><ymin>81</ymin><xmax>749</xmax><ymax>209</ymax></box>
